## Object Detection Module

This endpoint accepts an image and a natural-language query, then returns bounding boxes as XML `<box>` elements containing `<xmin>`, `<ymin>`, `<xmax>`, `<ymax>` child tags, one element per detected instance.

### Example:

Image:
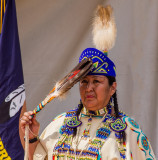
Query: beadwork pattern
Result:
<box><xmin>51</xmin><ymin>105</ymin><xmax>156</xmax><ymax>160</ymax></box>
<box><xmin>128</xmin><ymin>117</ymin><xmax>139</xmax><ymax>129</ymax></box>
<box><xmin>79</xmin><ymin>48</ymin><xmax>116</xmax><ymax>77</ymax></box>
<box><xmin>53</xmin><ymin>103</ymin><xmax>129</xmax><ymax>160</ymax></box>
<box><xmin>66</xmin><ymin>116</ymin><xmax>82</xmax><ymax>128</ymax></box>
<box><xmin>83</xmin><ymin>106</ymin><xmax>108</xmax><ymax>116</ymax></box>
<box><xmin>109</xmin><ymin>118</ymin><xmax>127</xmax><ymax>132</ymax></box>
<box><xmin>141</xmin><ymin>136</ymin><xmax>149</xmax><ymax>150</ymax></box>
<box><xmin>82</xmin><ymin>116</ymin><xmax>92</xmax><ymax>138</ymax></box>
<box><xmin>122</xmin><ymin>116</ymin><xmax>155</xmax><ymax>160</ymax></box>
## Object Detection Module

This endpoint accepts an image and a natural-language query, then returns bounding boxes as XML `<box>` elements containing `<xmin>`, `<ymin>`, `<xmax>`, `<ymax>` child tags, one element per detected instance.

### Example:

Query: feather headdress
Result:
<box><xmin>79</xmin><ymin>5</ymin><xmax>117</xmax><ymax>77</ymax></box>
<box><xmin>92</xmin><ymin>5</ymin><xmax>117</xmax><ymax>51</ymax></box>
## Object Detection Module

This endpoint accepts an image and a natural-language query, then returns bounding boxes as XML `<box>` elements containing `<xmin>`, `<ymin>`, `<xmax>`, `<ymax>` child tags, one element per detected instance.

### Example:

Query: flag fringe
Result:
<box><xmin>0</xmin><ymin>0</ymin><xmax>6</xmax><ymax>33</ymax></box>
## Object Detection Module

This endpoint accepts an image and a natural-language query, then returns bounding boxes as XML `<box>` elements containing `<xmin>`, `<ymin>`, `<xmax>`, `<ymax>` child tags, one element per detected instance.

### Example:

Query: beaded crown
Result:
<box><xmin>79</xmin><ymin>48</ymin><xmax>116</xmax><ymax>77</ymax></box>
<box><xmin>79</xmin><ymin>5</ymin><xmax>117</xmax><ymax>77</ymax></box>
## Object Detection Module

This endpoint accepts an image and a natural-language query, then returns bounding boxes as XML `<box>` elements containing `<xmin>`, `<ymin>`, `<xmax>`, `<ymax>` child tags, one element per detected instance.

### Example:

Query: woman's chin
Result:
<box><xmin>84</xmin><ymin>103</ymin><xmax>97</xmax><ymax>111</ymax></box>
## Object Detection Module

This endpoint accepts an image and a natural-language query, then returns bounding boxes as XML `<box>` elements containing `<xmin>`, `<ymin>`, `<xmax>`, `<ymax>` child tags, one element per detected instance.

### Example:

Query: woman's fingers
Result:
<box><xmin>20</xmin><ymin>111</ymin><xmax>33</xmax><ymax>131</ymax></box>
<box><xmin>31</xmin><ymin>115</ymin><xmax>37</xmax><ymax>123</ymax></box>
<box><xmin>20</xmin><ymin>111</ymin><xmax>40</xmax><ymax>138</ymax></box>
<box><xmin>24</xmin><ymin>111</ymin><xmax>33</xmax><ymax>118</ymax></box>
<box><xmin>21</xmin><ymin>112</ymin><xmax>32</xmax><ymax>124</ymax></box>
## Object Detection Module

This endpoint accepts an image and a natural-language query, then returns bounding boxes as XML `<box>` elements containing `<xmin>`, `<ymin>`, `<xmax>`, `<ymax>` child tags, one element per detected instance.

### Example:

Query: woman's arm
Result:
<box><xmin>19</xmin><ymin>110</ymin><xmax>40</xmax><ymax>160</ymax></box>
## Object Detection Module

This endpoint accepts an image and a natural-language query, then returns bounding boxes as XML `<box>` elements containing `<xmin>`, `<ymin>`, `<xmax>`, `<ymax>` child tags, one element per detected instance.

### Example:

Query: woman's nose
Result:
<box><xmin>86</xmin><ymin>82</ymin><xmax>94</xmax><ymax>92</ymax></box>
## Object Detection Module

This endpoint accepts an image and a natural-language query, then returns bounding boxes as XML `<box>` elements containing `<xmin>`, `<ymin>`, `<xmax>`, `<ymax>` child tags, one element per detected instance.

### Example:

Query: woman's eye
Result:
<box><xmin>81</xmin><ymin>80</ymin><xmax>88</xmax><ymax>84</ymax></box>
<box><xmin>93</xmin><ymin>80</ymin><xmax>100</xmax><ymax>83</ymax></box>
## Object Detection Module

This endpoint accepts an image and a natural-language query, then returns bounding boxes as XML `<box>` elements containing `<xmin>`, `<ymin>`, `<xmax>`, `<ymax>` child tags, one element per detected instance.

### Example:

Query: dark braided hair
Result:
<box><xmin>106</xmin><ymin>76</ymin><xmax>126</xmax><ymax>143</ymax></box>
<box><xmin>106</xmin><ymin>76</ymin><xmax>120</xmax><ymax>117</ymax></box>
<box><xmin>73</xmin><ymin>76</ymin><xmax>126</xmax><ymax>142</ymax></box>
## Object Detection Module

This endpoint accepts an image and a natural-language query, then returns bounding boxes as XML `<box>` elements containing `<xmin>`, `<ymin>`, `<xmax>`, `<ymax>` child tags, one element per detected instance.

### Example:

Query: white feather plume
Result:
<box><xmin>92</xmin><ymin>5</ymin><xmax>117</xmax><ymax>51</ymax></box>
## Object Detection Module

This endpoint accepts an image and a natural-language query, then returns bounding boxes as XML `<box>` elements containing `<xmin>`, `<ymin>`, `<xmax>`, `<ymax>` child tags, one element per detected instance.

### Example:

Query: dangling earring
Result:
<box><xmin>110</xmin><ymin>97</ymin><xmax>114</xmax><ymax>107</ymax></box>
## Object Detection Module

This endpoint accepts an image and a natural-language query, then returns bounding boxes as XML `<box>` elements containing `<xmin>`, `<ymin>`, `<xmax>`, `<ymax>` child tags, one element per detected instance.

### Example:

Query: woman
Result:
<box><xmin>20</xmin><ymin>5</ymin><xmax>156</xmax><ymax>160</ymax></box>
<box><xmin>20</xmin><ymin>47</ymin><xmax>156</xmax><ymax>160</ymax></box>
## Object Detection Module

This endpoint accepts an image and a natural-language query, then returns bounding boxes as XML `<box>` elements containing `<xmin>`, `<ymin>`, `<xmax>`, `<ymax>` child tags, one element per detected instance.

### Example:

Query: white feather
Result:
<box><xmin>92</xmin><ymin>5</ymin><xmax>117</xmax><ymax>51</ymax></box>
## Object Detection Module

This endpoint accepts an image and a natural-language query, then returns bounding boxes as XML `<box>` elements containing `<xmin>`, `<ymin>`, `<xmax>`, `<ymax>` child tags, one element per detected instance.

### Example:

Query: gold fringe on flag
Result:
<box><xmin>0</xmin><ymin>0</ymin><xmax>6</xmax><ymax>33</ymax></box>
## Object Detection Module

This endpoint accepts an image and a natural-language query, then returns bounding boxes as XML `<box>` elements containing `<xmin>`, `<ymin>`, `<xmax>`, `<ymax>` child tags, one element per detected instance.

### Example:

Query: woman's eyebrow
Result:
<box><xmin>92</xmin><ymin>76</ymin><xmax>105</xmax><ymax>79</ymax></box>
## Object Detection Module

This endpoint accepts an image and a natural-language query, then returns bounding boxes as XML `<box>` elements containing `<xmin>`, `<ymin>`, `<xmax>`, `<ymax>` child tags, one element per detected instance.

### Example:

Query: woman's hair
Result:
<box><xmin>106</xmin><ymin>76</ymin><xmax>126</xmax><ymax>143</ymax></box>
<box><xmin>73</xmin><ymin>76</ymin><xmax>126</xmax><ymax>143</ymax></box>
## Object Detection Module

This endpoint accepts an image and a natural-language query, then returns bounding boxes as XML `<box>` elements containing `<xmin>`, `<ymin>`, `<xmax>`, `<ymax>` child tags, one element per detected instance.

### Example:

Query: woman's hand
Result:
<box><xmin>20</xmin><ymin>111</ymin><xmax>40</xmax><ymax>139</ymax></box>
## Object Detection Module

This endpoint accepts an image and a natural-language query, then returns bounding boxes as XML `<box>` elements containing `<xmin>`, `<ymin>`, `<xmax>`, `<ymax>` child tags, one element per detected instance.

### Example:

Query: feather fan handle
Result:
<box><xmin>92</xmin><ymin>5</ymin><xmax>117</xmax><ymax>51</ymax></box>
<box><xmin>31</xmin><ymin>58</ymin><xmax>93</xmax><ymax>117</ymax></box>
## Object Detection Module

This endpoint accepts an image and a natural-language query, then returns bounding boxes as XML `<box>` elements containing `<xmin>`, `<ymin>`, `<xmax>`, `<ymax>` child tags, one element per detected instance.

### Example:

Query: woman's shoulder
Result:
<box><xmin>114</xmin><ymin>111</ymin><xmax>142</xmax><ymax>131</ymax></box>
<box><xmin>40</xmin><ymin>108</ymin><xmax>77</xmax><ymax>139</ymax></box>
<box><xmin>52</xmin><ymin>112</ymin><xmax>66</xmax><ymax>122</ymax></box>
<box><xmin>52</xmin><ymin>108</ymin><xmax>77</xmax><ymax>122</ymax></box>
<box><xmin>47</xmin><ymin>112</ymin><xmax>67</xmax><ymax>129</ymax></box>
<box><xmin>40</xmin><ymin>112</ymin><xmax>66</xmax><ymax>139</ymax></box>
<box><xmin>121</xmin><ymin>115</ymin><xmax>156</xmax><ymax>159</ymax></box>
<box><xmin>121</xmin><ymin>115</ymin><xmax>140</xmax><ymax>130</ymax></box>
<box><xmin>121</xmin><ymin>114</ymin><xmax>147</xmax><ymax>138</ymax></box>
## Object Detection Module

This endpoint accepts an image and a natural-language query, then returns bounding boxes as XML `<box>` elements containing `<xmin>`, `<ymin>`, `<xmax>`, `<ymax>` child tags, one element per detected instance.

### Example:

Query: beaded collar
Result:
<box><xmin>53</xmin><ymin>104</ymin><xmax>127</xmax><ymax>160</ymax></box>
<box><xmin>82</xmin><ymin>106</ymin><xmax>108</xmax><ymax>116</ymax></box>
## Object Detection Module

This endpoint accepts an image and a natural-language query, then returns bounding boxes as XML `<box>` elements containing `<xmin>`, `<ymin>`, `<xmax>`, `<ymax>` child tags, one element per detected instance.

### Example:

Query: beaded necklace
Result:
<box><xmin>80</xmin><ymin>105</ymin><xmax>108</xmax><ymax>139</ymax></box>
<box><xmin>53</xmin><ymin>104</ymin><xmax>127</xmax><ymax>160</ymax></box>
<box><xmin>73</xmin><ymin>111</ymin><xmax>109</xmax><ymax>160</ymax></box>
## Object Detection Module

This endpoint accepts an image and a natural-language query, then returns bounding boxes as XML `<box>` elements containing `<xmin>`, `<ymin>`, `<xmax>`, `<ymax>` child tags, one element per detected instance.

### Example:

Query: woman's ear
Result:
<box><xmin>110</xmin><ymin>82</ymin><xmax>117</xmax><ymax>96</ymax></box>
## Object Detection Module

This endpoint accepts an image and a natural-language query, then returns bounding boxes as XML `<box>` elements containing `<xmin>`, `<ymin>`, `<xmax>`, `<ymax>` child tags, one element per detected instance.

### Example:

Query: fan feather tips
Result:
<box><xmin>92</xmin><ymin>5</ymin><xmax>117</xmax><ymax>51</ymax></box>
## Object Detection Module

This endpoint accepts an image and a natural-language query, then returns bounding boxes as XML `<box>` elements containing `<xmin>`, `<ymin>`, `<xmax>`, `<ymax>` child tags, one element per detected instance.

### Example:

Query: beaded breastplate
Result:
<box><xmin>53</xmin><ymin>106</ymin><xmax>127</xmax><ymax>160</ymax></box>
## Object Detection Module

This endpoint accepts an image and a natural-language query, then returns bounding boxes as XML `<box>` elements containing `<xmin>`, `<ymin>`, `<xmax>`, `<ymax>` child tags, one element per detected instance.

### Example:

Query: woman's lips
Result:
<box><xmin>86</xmin><ymin>95</ymin><xmax>94</xmax><ymax>98</ymax></box>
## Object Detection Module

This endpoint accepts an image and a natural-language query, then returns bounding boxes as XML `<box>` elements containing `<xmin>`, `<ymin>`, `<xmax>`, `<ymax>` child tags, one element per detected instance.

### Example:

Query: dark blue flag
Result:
<box><xmin>0</xmin><ymin>0</ymin><xmax>25</xmax><ymax>159</ymax></box>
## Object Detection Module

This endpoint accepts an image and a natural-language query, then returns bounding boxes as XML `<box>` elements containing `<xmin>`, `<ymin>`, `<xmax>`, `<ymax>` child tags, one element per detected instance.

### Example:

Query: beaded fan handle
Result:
<box><xmin>32</xmin><ymin>87</ymin><xmax>56</xmax><ymax>116</ymax></box>
<box><xmin>31</xmin><ymin>58</ymin><xmax>93</xmax><ymax>117</ymax></box>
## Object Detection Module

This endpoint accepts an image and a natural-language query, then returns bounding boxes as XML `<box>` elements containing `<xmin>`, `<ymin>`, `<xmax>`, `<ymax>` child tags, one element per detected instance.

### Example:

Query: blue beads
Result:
<box><xmin>141</xmin><ymin>136</ymin><xmax>149</xmax><ymax>150</ymax></box>
<box><xmin>128</xmin><ymin>117</ymin><xmax>139</xmax><ymax>129</ymax></box>
<box><xmin>88</xmin><ymin>117</ymin><xmax>92</xmax><ymax>122</ymax></box>
<box><xmin>96</xmin><ymin>127</ymin><xmax>111</xmax><ymax>139</ymax></box>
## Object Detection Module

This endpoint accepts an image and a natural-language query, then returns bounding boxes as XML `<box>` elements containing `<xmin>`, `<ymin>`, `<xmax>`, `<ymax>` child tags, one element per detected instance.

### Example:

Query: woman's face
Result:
<box><xmin>79</xmin><ymin>75</ymin><xmax>116</xmax><ymax>111</ymax></box>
